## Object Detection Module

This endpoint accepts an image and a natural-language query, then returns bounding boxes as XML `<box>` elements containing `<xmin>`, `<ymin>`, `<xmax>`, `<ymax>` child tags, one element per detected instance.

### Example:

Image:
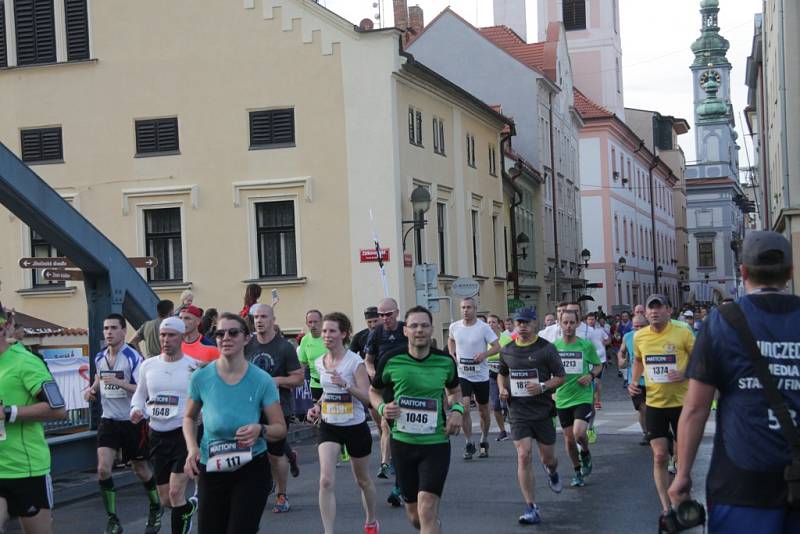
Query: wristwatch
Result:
<box><xmin>3</xmin><ymin>406</ymin><xmax>11</xmax><ymax>421</ymax></box>
<box><xmin>540</xmin><ymin>383</ymin><xmax>548</xmax><ymax>394</ymax></box>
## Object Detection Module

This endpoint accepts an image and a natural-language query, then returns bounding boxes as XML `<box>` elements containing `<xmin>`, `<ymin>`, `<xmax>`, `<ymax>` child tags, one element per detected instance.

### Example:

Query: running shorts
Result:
<box><xmin>556</xmin><ymin>403</ymin><xmax>594</xmax><ymax>429</ymax></box>
<box><xmin>0</xmin><ymin>474</ymin><xmax>53</xmax><ymax>518</ymax></box>
<box><xmin>149</xmin><ymin>427</ymin><xmax>188</xmax><ymax>485</ymax></box>
<box><xmin>645</xmin><ymin>406</ymin><xmax>682</xmax><ymax>442</ymax></box>
<box><xmin>459</xmin><ymin>378</ymin><xmax>490</xmax><ymax>405</ymax></box>
<box><xmin>391</xmin><ymin>439</ymin><xmax>451</xmax><ymax>502</ymax></box>
<box><xmin>96</xmin><ymin>418</ymin><xmax>149</xmax><ymax>462</ymax></box>
<box><xmin>318</xmin><ymin>421</ymin><xmax>372</xmax><ymax>458</ymax></box>
<box><xmin>510</xmin><ymin>417</ymin><xmax>557</xmax><ymax>445</ymax></box>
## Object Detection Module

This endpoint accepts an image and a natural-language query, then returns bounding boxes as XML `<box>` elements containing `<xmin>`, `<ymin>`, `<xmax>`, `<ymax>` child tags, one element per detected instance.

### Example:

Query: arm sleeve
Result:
<box><xmin>484</xmin><ymin>323</ymin><xmax>499</xmax><ymax>344</ymax></box>
<box><xmin>364</xmin><ymin>329</ymin><xmax>378</xmax><ymax>358</ymax></box>
<box><xmin>633</xmin><ymin>333</ymin><xmax>643</xmax><ymax>361</ymax></box>
<box><xmin>297</xmin><ymin>338</ymin><xmax>308</xmax><ymax>366</ymax></box>
<box><xmin>499</xmin><ymin>348</ymin><xmax>510</xmax><ymax>376</ymax></box>
<box><xmin>284</xmin><ymin>344</ymin><xmax>302</xmax><ymax>372</ymax></box>
<box><xmin>130</xmin><ymin>361</ymin><xmax>149</xmax><ymax>412</ymax></box>
<box><xmin>371</xmin><ymin>352</ymin><xmax>390</xmax><ymax>389</ymax></box>
<box><xmin>585</xmin><ymin>342</ymin><xmax>601</xmax><ymax>366</ymax></box>
<box><xmin>21</xmin><ymin>356</ymin><xmax>52</xmax><ymax>397</ymax></box>
<box><xmin>445</xmin><ymin>357</ymin><xmax>460</xmax><ymax>389</ymax></box>
<box><xmin>549</xmin><ymin>345</ymin><xmax>566</xmax><ymax>377</ymax></box>
<box><xmin>261</xmin><ymin>376</ymin><xmax>281</xmax><ymax>408</ymax></box>
<box><xmin>188</xmin><ymin>370</ymin><xmax>202</xmax><ymax>402</ymax></box>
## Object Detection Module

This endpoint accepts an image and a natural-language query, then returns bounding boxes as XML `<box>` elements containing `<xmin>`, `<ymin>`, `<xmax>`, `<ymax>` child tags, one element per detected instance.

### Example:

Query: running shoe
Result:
<box><xmin>463</xmin><ymin>441</ymin><xmax>476</xmax><ymax>460</ymax></box>
<box><xmin>543</xmin><ymin>464</ymin><xmax>562</xmax><ymax>493</ymax></box>
<box><xmin>580</xmin><ymin>451</ymin><xmax>593</xmax><ymax>477</ymax></box>
<box><xmin>272</xmin><ymin>493</ymin><xmax>291</xmax><ymax>513</ymax></box>
<box><xmin>144</xmin><ymin>505</ymin><xmax>163</xmax><ymax>534</ymax></box>
<box><xmin>105</xmin><ymin>515</ymin><xmax>123</xmax><ymax>534</ymax></box>
<box><xmin>377</xmin><ymin>463</ymin><xmax>391</xmax><ymax>479</ymax></box>
<box><xmin>188</xmin><ymin>494</ymin><xmax>198</xmax><ymax>509</ymax></box>
<box><xmin>364</xmin><ymin>520</ymin><xmax>380</xmax><ymax>534</ymax></box>
<box><xmin>496</xmin><ymin>430</ymin><xmax>509</xmax><ymax>442</ymax></box>
<box><xmin>289</xmin><ymin>450</ymin><xmax>300</xmax><ymax>478</ymax></box>
<box><xmin>518</xmin><ymin>504</ymin><xmax>541</xmax><ymax>525</ymax></box>
<box><xmin>479</xmin><ymin>441</ymin><xmax>489</xmax><ymax>458</ymax></box>
<box><xmin>570</xmin><ymin>472</ymin><xmax>585</xmax><ymax>487</ymax></box>
<box><xmin>587</xmin><ymin>427</ymin><xmax>597</xmax><ymax>444</ymax></box>
<box><xmin>668</xmin><ymin>456</ymin><xmax>677</xmax><ymax>475</ymax></box>
<box><xmin>181</xmin><ymin>499</ymin><xmax>197</xmax><ymax>534</ymax></box>
<box><xmin>387</xmin><ymin>486</ymin><xmax>403</xmax><ymax>507</ymax></box>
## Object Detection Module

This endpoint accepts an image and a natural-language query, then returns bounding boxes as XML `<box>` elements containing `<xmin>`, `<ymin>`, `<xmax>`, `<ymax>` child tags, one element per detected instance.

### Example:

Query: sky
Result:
<box><xmin>321</xmin><ymin>0</ymin><xmax>762</xmax><ymax>167</ymax></box>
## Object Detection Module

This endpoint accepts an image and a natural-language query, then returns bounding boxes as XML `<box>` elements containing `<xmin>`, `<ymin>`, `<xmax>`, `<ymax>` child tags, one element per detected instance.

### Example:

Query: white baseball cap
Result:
<box><xmin>159</xmin><ymin>316</ymin><xmax>186</xmax><ymax>334</ymax></box>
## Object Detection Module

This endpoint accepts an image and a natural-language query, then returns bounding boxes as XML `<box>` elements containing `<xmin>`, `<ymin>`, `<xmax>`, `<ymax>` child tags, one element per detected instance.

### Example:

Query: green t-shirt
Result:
<box><xmin>553</xmin><ymin>338</ymin><xmax>601</xmax><ymax>409</ymax></box>
<box><xmin>0</xmin><ymin>343</ymin><xmax>54</xmax><ymax>478</ymax></box>
<box><xmin>298</xmin><ymin>334</ymin><xmax>327</xmax><ymax>388</ymax></box>
<box><xmin>373</xmin><ymin>348</ymin><xmax>459</xmax><ymax>445</ymax></box>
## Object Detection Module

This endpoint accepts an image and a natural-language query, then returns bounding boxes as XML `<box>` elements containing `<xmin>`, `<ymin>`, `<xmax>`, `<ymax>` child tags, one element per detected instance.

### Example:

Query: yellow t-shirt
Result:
<box><xmin>633</xmin><ymin>322</ymin><xmax>695</xmax><ymax>408</ymax></box>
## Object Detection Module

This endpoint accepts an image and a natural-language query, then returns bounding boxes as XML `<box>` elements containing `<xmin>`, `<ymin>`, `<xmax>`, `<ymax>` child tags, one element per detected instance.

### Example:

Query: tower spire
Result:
<box><xmin>690</xmin><ymin>0</ymin><xmax>730</xmax><ymax>68</ymax></box>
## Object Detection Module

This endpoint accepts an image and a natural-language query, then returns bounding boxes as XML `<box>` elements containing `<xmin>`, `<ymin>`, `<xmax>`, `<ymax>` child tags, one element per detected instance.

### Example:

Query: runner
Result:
<box><xmin>617</xmin><ymin>314</ymin><xmax>649</xmax><ymax>445</ymax></box>
<box><xmin>579</xmin><ymin>313</ymin><xmax>610</xmax><ymax>410</ymax></box>
<box><xmin>180</xmin><ymin>305</ymin><xmax>219</xmax><ymax>363</ymax></box>
<box><xmin>131</xmin><ymin>316</ymin><xmax>200</xmax><ymax>534</ymax></box>
<box><xmin>306</xmin><ymin>312</ymin><xmax>378</xmax><ymax>534</ymax></box>
<box><xmin>628</xmin><ymin>294</ymin><xmax>695</xmax><ymax>514</ymax></box>
<box><xmin>537</xmin><ymin>302</ymin><xmax>567</xmax><ymax>342</ymax></box>
<box><xmin>447</xmin><ymin>297</ymin><xmax>500</xmax><ymax>460</ymax></box>
<box><xmin>370</xmin><ymin>306</ymin><xmax>463</xmax><ymax>534</ymax></box>
<box><xmin>245</xmin><ymin>303</ymin><xmax>304</xmax><ymax>513</ymax></box>
<box><xmin>130</xmin><ymin>300</ymin><xmax>174</xmax><ymax>358</ymax></box>
<box><xmin>83</xmin><ymin>314</ymin><xmax>162</xmax><ymax>534</ymax></box>
<box><xmin>497</xmin><ymin>306</ymin><xmax>565</xmax><ymax>525</ymax></box>
<box><xmin>0</xmin><ymin>305</ymin><xmax>66</xmax><ymax>534</ymax></box>
<box><xmin>486</xmin><ymin>314</ymin><xmax>511</xmax><ymax>441</ymax></box>
<box><xmin>364</xmin><ymin>297</ymin><xmax>407</xmax><ymax>506</ymax></box>
<box><xmin>184</xmin><ymin>312</ymin><xmax>286</xmax><ymax>534</ymax></box>
<box><xmin>298</xmin><ymin>310</ymin><xmax>326</xmax><ymax>402</ymax></box>
<box><xmin>350</xmin><ymin>307</ymin><xmax>380</xmax><ymax>358</ymax></box>
<box><xmin>553</xmin><ymin>310</ymin><xmax>602</xmax><ymax>488</ymax></box>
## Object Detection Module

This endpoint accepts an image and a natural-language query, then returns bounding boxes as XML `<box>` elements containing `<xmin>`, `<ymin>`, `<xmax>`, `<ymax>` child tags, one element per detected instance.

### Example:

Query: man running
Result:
<box><xmin>448</xmin><ymin>297</ymin><xmax>499</xmax><ymax>460</ymax></box>
<box><xmin>245</xmin><ymin>303</ymin><xmax>304</xmax><ymax>513</ymax></box>
<box><xmin>0</xmin><ymin>305</ymin><xmax>66</xmax><ymax>534</ymax></box>
<box><xmin>84</xmin><ymin>314</ymin><xmax>162</xmax><ymax>534</ymax></box>
<box><xmin>498</xmin><ymin>307</ymin><xmax>565</xmax><ymax>525</ymax></box>
<box><xmin>553</xmin><ymin>310</ymin><xmax>602</xmax><ymax>488</ymax></box>
<box><xmin>486</xmin><ymin>315</ymin><xmax>512</xmax><ymax>442</ymax></box>
<box><xmin>628</xmin><ymin>294</ymin><xmax>694</xmax><ymax>515</ymax></box>
<box><xmin>579</xmin><ymin>313</ymin><xmax>610</xmax><ymax>410</ymax></box>
<box><xmin>351</xmin><ymin>307</ymin><xmax>380</xmax><ymax>358</ymax></box>
<box><xmin>131</xmin><ymin>317</ymin><xmax>200</xmax><ymax>534</ymax></box>
<box><xmin>180</xmin><ymin>305</ymin><xmax>219</xmax><ymax>363</ymax></box>
<box><xmin>298</xmin><ymin>310</ymin><xmax>326</xmax><ymax>401</ymax></box>
<box><xmin>370</xmin><ymin>306</ymin><xmax>463</xmax><ymax>534</ymax></box>
<box><xmin>617</xmin><ymin>314</ymin><xmax>649</xmax><ymax>445</ymax></box>
<box><xmin>131</xmin><ymin>300</ymin><xmax>174</xmax><ymax>358</ymax></box>
<box><xmin>537</xmin><ymin>303</ymin><xmax>567</xmax><ymax>343</ymax></box>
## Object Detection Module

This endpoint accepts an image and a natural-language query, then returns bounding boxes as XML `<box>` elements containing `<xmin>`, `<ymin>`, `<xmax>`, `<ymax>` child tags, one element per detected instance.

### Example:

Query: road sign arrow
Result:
<box><xmin>43</xmin><ymin>269</ymin><xmax>84</xmax><ymax>281</ymax></box>
<box><xmin>128</xmin><ymin>256</ymin><xmax>159</xmax><ymax>269</ymax></box>
<box><xmin>18</xmin><ymin>257</ymin><xmax>75</xmax><ymax>269</ymax></box>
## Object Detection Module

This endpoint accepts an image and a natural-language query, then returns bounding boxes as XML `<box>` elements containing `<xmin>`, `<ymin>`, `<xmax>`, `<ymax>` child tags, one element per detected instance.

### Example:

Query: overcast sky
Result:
<box><xmin>322</xmin><ymin>0</ymin><xmax>762</xmax><ymax>168</ymax></box>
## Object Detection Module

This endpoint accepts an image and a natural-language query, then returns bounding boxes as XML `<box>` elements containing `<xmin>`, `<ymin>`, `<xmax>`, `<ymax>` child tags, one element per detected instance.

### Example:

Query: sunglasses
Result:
<box><xmin>377</xmin><ymin>311</ymin><xmax>397</xmax><ymax>317</ymax></box>
<box><xmin>214</xmin><ymin>328</ymin><xmax>244</xmax><ymax>339</ymax></box>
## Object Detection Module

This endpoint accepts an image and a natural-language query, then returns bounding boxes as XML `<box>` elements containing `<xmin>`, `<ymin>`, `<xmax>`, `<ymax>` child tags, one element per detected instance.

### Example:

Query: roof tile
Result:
<box><xmin>573</xmin><ymin>88</ymin><xmax>614</xmax><ymax>119</ymax></box>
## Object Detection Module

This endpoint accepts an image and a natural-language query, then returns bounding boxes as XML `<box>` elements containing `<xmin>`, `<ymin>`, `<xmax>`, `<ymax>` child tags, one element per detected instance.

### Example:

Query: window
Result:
<box><xmin>408</xmin><ymin>107</ymin><xmax>422</xmax><ymax>146</ymax></box>
<box><xmin>415</xmin><ymin>110</ymin><xmax>422</xmax><ymax>145</ymax></box>
<box><xmin>611</xmin><ymin>147</ymin><xmax>617</xmax><ymax>178</ymax></box>
<box><xmin>135</xmin><ymin>117</ymin><xmax>179</xmax><ymax>156</ymax></box>
<box><xmin>623</xmin><ymin>218</ymin><xmax>628</xmax><ymax>254</ymax></box>
<box><xmin>256</xmin><ymin>201</ymin><xmax>297</xmax><ymax>278</ymax></box>
<box><xmin>466</xmin><ymin>134</ymin><xmax>475</xmax><ymax>167</ymax></box>
<box><xmin>64</xmin><ymin>0</ymin><xmax>90</xmax><ymax>61</ymax></box>
<box><xmin>433</xmin><ymin>117</ymin><xmax>446</xmax><ymax>155</ymax></box>
<box><xmin>492</xmin><ymin>214</ymin><xmax>499</xmax><ymax>276</ymax></box>
<box><xmin>408</xmin><ymin>108</ymin><xmax>415</xmax><ymax>144</ymax></box>
<box><xmin>562</xmin><ymin>0</ymin><xmax>586</xmax><ymax>31</ymax></box>
<box><xmin>615</xmin><ymin>57</ymin><xmax>621</xmax><ymax>93</ymax></box>
<box><xmin>21</xmin><ymin>127</ymin><xmax>63</xmax><ymax>163</ymax></box>
<box><xmin>249</xmin><ymin>108</ymin><xmax>295</xmax><ymax>149</ymax></box>
<box><xmin>30</xmin><ymin>228</ymin><xmax>62</xmax><ymax>288</ymax></box>
<box><xmin>614</xmin><ymin>215</ymin><xmax>620</xmax><ymax>252</ymax></box>
<box><xmin>437</xmin><ymin>202</ymin><xmax>447</xmax><ymax>274</ymax></box>
<box><xmin>471</xmin><ymin>209</ymin><xmax>480</xmax><ymax>275</ymax></box>
<box><xmin>488</xmin><ymin>144</ymin><xmax>497</xmax><ymax>176</ymax></box>
<box><xmin>0</xmin><ymin>1</ymin><xmax>7</xmax><ymax>68</ymax></box>
<box><xmin>144</xmin><ymin>208</ymin><xmax>183</xmax><ymax>282</ymax></box>
<box><xmin>14</xmin><ymin>0</ymin><xmax>56</xmax><ymax>66</ymax></box>
<box><xmin>630</xmin><ymin>220</ymin><xmax>636</xmax><ymax>257</ymax></box>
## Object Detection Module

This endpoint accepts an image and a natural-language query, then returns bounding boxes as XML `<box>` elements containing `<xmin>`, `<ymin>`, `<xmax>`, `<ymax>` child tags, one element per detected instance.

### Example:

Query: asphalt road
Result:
<box><xmin>14</xmin><ymin>368</ymin><xmax>712</xmax><ymax>533</ymax></box>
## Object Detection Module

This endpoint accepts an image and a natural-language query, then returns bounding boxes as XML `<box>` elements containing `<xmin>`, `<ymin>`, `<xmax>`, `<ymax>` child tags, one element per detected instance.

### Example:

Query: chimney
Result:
<box><xmin>493</xmin><ymin>0</ymin><xmax>527</xmax><ymax>42</ymax></box>
<box><xmin>408</xmin><ymin>5</ymin><xmax>424</xmax><ymax>35</ymax></box>
<box><xmin>393</xmin><ymin>0</ymin><xmax>408</xmax><ymax>31</ymax></box>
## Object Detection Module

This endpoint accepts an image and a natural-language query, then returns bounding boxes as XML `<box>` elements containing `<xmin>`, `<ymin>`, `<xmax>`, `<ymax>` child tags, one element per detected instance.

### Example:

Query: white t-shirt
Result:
<box><xmin>538</xmin><ymin>324</ymin><xmax>561</xmax><ymax>343</ymax></box>
<box><xmin>448</xmin><ymin>320</ymin><xmax>498</xmax><ymax>383</ymax></box>
<box><xmin>130</xmin><ymin>354</ymin><xmax>200</xmax><ymax>432</ymax></box>
<box><xmin>578</xmin><ymin>323</ymin><xmax>609</xmax><ymax>363</ymax></box>
<box><xmin>315</xmin><ymin>350</ymin><xmax>366</xmax><ymax>426</ymax></box>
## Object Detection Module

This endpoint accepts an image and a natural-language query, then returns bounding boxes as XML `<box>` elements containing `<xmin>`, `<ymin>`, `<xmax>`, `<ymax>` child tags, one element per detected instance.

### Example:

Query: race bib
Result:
<box><xmin>100</xmin><ymin>371</ymin><xmax>127</xmax><ymax>399</ymax></box>
<box><xmin>396</xmin><ymin>396</ymin><xmax>438</xmax><ymax>434</ymax></box>
<box><xmin>488</xmin><ymin>360</ymin><xmax>501</xmax><ymax>374</ymax></box>
<box><xmin>559</xmin><ymin>351</ymin><xmax>584</xmax><ymax>375</ymax></box>
<box><xmin>147</xmin><ymin>393</ymin><xmax>180</xmax><ymax>420</ymax></box>
<box><xmin>206</xmin><ymin>439</ymin><xmax>253</xmax><ymax>473</ymax></box>
<box><xmin>0</xmin><ymin>420</ymin><xmax>6</xmax><ymax>441</ymax></box>
<box><xmin>645</xmin><ymin>354</ymin><xmax>677</xmax><ymax>384</ymax></box>
<box><xmin>510</xmin><ymin>369</ymin><xmax>539</xmax><ymax>397</ymax></box>
<box><xmin>459</xmin><ymin>357</ymin><xmax>480</xmax><ymax>377</ymax></box>
<box><xmin>321</xmin><ymin>392</ymin><xmax>354</xmax><ymax>424</ymax></box>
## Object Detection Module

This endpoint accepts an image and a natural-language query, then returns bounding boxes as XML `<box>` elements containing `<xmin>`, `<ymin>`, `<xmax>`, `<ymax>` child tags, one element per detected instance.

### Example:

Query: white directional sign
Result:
<box><xmin>451</xmin><ymin>277</ymin><xmax>480</xmax><ymax>298</ymax></box>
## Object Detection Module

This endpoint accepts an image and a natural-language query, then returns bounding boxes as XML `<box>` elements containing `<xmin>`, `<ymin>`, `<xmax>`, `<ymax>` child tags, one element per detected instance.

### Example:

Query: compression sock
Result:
<box><xmin>143</xmin><ymin>476</ymin><xmax>160</xmax><ymax>509</ymax></box>
<box><xmin>171</xmin><ymin>502</ymin><xmax>194</xmax><ymax>534</ymax></box>
<box><xmin>99</xmin><ymin>477</ymin><xmax>117</xmax><ymax>517</ymax></box>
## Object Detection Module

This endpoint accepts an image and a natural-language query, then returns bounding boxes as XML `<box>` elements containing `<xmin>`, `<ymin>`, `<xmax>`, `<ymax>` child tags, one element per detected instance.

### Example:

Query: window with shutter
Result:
<box><xmin>135</xmin><ymin>118</ymin><xmax>179</xmax><ymax>155</ymax></box>
<box><xmin>562</xmin><ymin>0</ymin><xmax>586</xmax><ymax>31</ymax></box>
<box><xmin>256</xmin><ymin>200</ymin><xmax>297</xmax><ymax>278</ymax></box>
<box><xmin>15</xmin><ymin>0</ymin><xmax>56</xmax><ymax>66</ymax></box>
<box><xmin>144</xmin><ymin>208</ymin><xmax>183</xmax><ymax>282</ymax></box>
<box><xmin>64</xmin><ymin>0</ymin><xmax>89</xmax><ymax>61</ymax></box>
<box><xmin>249</xmin><ymin>109</ymin><xmax>295</xmax><ymax>149</ymax></box>
<box><xmin>20</xmin><ymin>127</ymin><xmax>63</xmax><ymax>163</ymax></box>
<box><xmin>0</xmin><ymin>1</ymin><xmax>7</xmax><ymax>68</ymax></box>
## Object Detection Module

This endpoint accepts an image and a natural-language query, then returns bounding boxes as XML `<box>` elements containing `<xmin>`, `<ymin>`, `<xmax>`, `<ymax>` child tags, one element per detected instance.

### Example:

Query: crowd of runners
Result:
<box><xmin>0</xmin><ymin>230</ymin><xmax>797</xmax><ymax>534</ymax></box>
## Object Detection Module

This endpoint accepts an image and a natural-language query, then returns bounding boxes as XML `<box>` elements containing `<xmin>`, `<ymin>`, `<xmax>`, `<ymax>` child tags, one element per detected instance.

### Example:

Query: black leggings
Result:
<box><xmin>197</xmin><ymin>453</ymin><xmax>272</xmax><ymax>534</ymax></box>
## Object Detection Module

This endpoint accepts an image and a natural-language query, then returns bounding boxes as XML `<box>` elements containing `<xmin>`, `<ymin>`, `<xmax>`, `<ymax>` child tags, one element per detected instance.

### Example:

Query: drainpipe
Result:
<box><xmin>648</xmin><ymin>154</ymin><xmax>660</xmax><ymax>293</ymax></box>
<box><xmin>501</xmin><ymin>132</ymin><xmax>524</xmax><ymax>299</ymax></box>
<box><xmin>548</xmin><ymin>92</ymin><xmax>560</xmax><ymax>304</ymax></box>
<box><xmin>778</xmin><ymin>0</ymin><xmax>790</xmax><ymax>218</ymax></box>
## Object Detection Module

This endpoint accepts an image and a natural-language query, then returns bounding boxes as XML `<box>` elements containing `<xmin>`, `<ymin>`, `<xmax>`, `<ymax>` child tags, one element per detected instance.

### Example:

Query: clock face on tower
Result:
<box><xmin>699</xmin><ymin>70</ymin><xmax>721</xmax><ymax>87</ymax></box>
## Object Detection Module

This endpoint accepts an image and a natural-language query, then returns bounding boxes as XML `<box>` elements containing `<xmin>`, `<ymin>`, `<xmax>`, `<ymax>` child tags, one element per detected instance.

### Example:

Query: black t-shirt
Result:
<box><xmin>499</xmin><ymin>337</ymin><xmax>564</xmax><ymax>421</ymax></box>
<box><xmin>350</xmin><ymin>328</ymin><xmax>372</xmax><ymax>358</ymax></box>
<box><xmin>365</xmin><ymin>322</ymin><xmax>408</xmax><ymax>363</ymax></box>
<box><xmin>245</xmin><ymin>334</ymin><xmax>301</xmax><ymax>417</ymax></box>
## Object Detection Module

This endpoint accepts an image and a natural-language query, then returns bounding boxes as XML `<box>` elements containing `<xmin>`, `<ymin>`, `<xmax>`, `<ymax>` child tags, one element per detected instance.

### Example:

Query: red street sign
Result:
<box><xmin>43</xmin><ymin>269</ymin><xmax>84</xmax><ymax>281</ymax></box>
<box><xmin>129</xmin><ymin>256</ymin><xmax>159</xmax><ymax>268</ymax></box>
<box><xmin>360</xmin><ymin>249</ymin><xmax>390</xmax><ymax>263</ymax></box>
<box><xmin>403</xmin><ymin>253</ymin><xmax>413</xmax><ymax>268</ymax></box>
<box><xmin>586</xmin><ymin>282</ymin><xmax>604</xmax><ymax>288</ymax></box>
<box><xmin>19</xmin><ymin>257</ymin><xmax>74</xmax><ymax>269</ymax></box>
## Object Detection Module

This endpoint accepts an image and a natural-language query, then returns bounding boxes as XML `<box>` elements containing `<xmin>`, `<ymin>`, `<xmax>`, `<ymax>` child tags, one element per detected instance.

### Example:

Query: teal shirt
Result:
<box><xmin>189</xmin><ymin>362</ymin><xmax>280</xmax><ymax>464</ymax></box>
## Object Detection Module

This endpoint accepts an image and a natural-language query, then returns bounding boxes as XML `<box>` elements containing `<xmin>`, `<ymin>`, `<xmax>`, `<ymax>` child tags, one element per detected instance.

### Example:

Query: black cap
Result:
<box><xmin>513</xmin><ymin>306</ymin><xmax>537</xmax><ymax>322</ymax></box>
<box><xmin>645</xmin><ymin>294</ymin><xmax>671</xmax><ymax>308</ymax></box>
<box><xmin>364</xmin><ymin>306</ymin><xmax>379</xmax><ymax>319</ymax></box>
<box><xmin>741</xmin><ymin>231</ymin><xmax>792</xmax><ymax>269</ymax></box>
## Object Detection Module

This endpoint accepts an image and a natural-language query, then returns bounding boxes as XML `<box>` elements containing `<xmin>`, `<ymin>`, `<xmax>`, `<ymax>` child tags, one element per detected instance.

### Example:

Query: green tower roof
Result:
<box><xmin>696</xmin><ymin>77</ymin><xmax>727</xmax><ymax>121</ymax></box>
<box><xmin>691</xmin><ymin>0</ymin><xmax>730</xmax><ymax>67</ymax></box>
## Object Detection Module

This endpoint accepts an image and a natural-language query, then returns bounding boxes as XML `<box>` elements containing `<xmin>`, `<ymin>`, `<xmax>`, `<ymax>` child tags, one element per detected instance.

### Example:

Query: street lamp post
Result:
<box><xmin>657</xmin><ymin>265</ymin><xmax>664</xmax><ymax>293</ymax></box>
<box><xmin>401</xmin><ymin>185</ymin><xmax>432</xmax><ymax>265</ymax></box>
<box><xmin>580</xmin><ymin>248</ymin><xmax>591</xmax><ymax>294</ymax></box>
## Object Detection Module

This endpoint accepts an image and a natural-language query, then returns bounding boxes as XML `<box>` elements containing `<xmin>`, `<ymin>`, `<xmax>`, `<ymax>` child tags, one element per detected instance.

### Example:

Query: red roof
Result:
<box><xmin>573</xmin><ymin>89</ymin><xmax>614</xmax><ymax>119</ymax></box>
<box><xmin>478</xmin><ymin>26</ymin><xmax>546</xmax><ymax>74</ymax></box>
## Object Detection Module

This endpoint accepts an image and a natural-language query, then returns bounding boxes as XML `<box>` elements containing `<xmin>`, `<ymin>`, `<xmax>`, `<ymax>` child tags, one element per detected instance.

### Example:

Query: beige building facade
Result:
<box><xmin>0</xmin><ymin>0</ymin><xmax>510</xmax><ymax>342</ymax></box>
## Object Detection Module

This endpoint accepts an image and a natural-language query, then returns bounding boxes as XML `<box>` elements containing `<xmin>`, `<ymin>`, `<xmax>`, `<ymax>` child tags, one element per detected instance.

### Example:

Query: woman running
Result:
<box><xmin>306</xmin><ymin>312</ymin><xmax>378</xmax><ymax>534</ymax></box>
<box><xmin>183</xmin><ymin>312</ymin><xmax>286</xmax><ymax>534</ymax></box>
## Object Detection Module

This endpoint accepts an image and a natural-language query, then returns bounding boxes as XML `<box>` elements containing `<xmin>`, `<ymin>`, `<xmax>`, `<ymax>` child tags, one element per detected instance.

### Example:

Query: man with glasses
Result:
<box><xmin>365</xmin><ymin>297</ymin><xmax>408</xmax><ymax>506</ymax></box>
<box><xmin>245</xmin><ymin>304</ymin><xmax>304</xmax><ymax>513</ymax></box>
<box><xmin>618</xmin><ymin>314</ymin><xmax>650</xmax><ymax>445</ymax></box>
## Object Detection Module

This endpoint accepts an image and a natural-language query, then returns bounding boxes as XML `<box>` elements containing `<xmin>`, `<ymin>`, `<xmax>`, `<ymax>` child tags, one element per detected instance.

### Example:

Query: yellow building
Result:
<box><xmin>0</xmin><ymin>0</ymin><xmax>511</xmax><ymax>342</ymax></box>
